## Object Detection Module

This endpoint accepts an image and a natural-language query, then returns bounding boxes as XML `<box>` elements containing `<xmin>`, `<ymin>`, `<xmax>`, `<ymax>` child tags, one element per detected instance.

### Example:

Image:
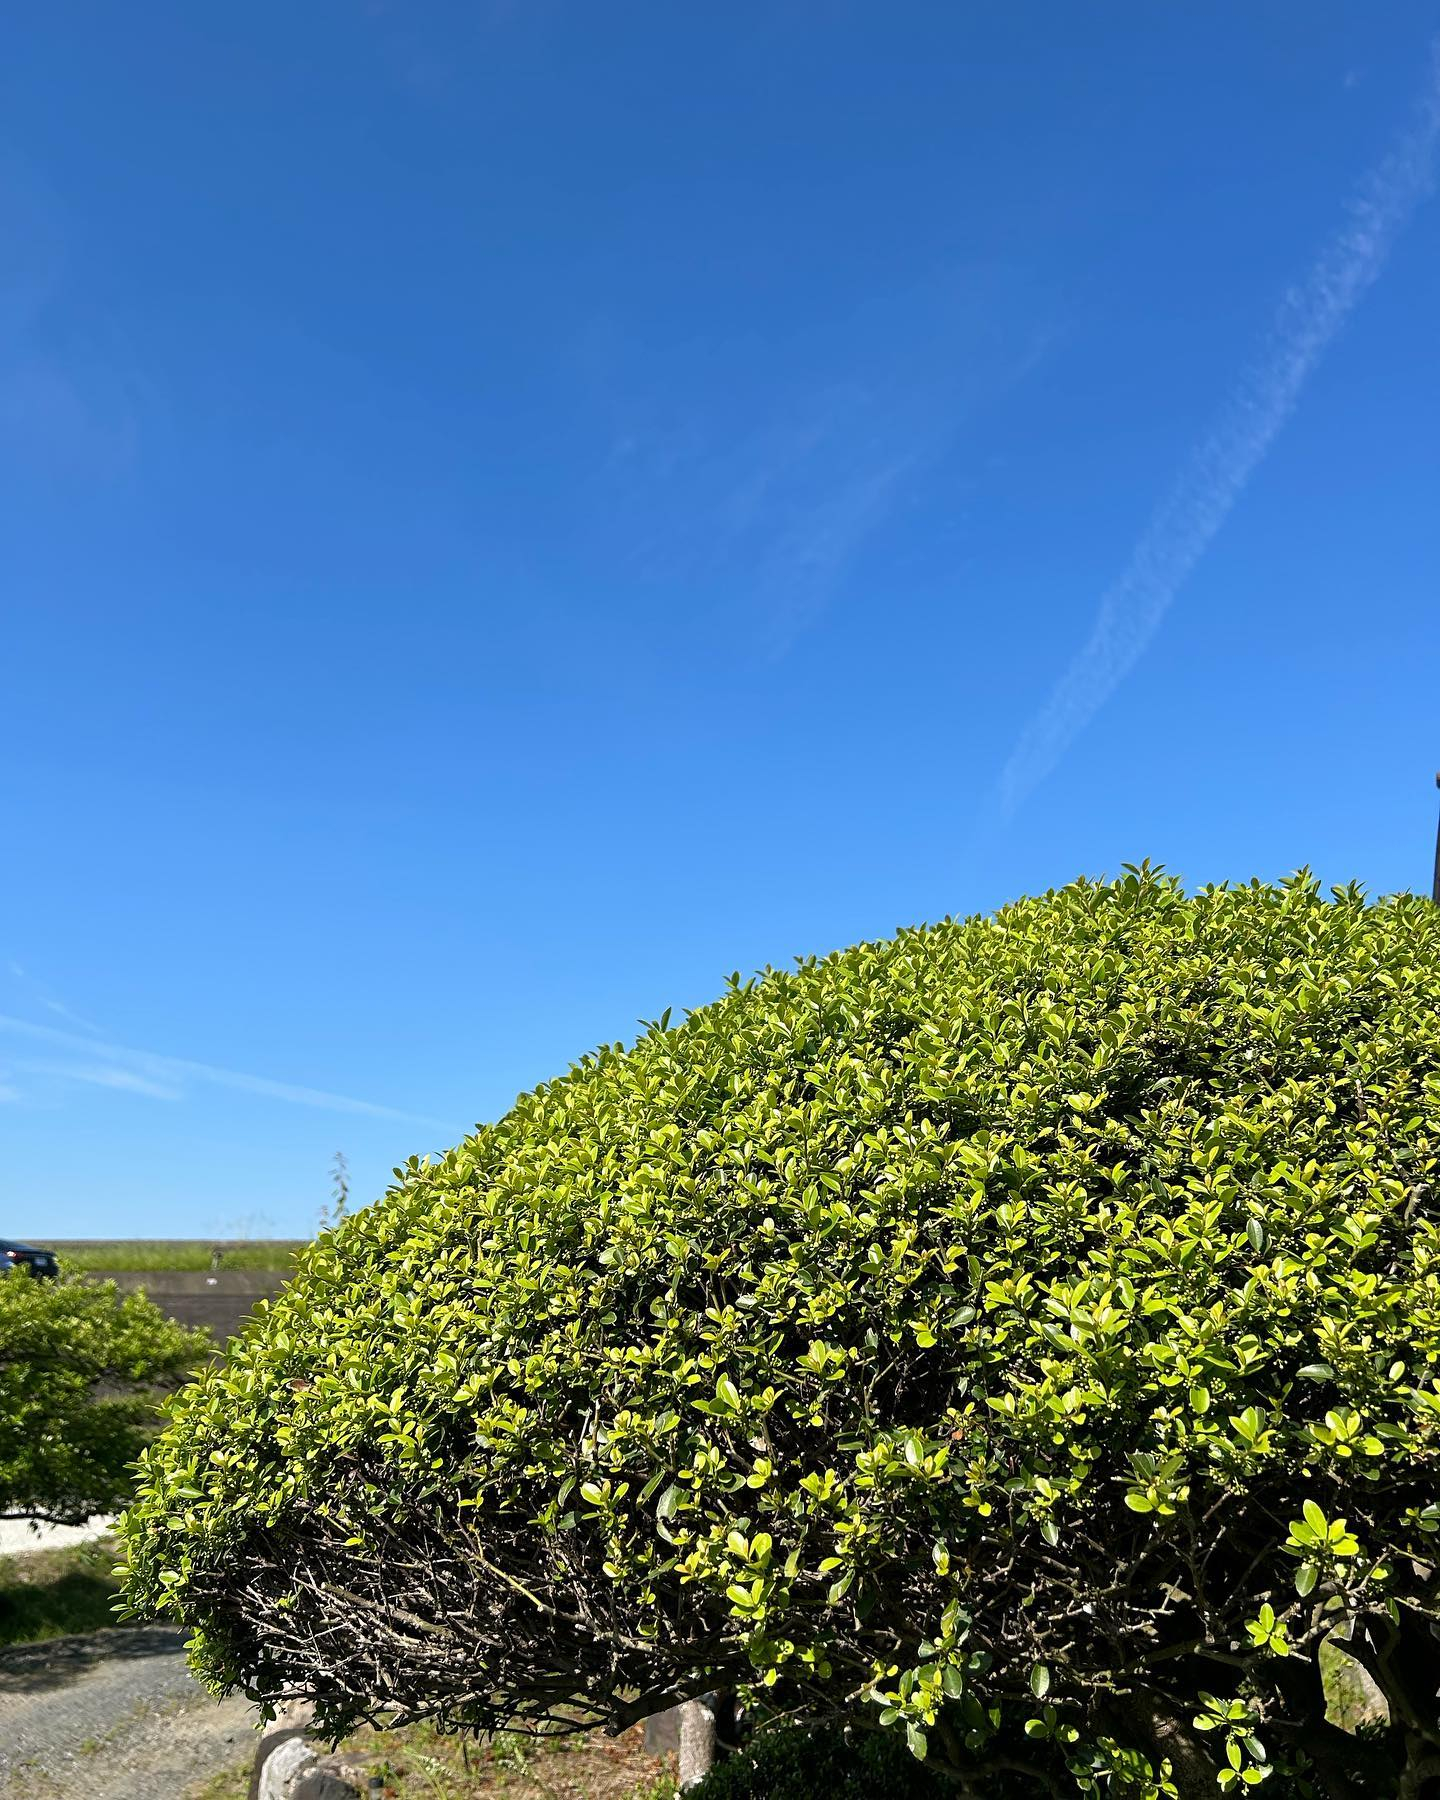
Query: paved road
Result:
<box><xmin>0</xmin><ymin>1627</ymin><xmax>257</xmax><ymax>1799</ymax></box>
<box><xmin>0</xmin><ymin>1517</ymin><xmax>114</xmax><ymax>1557</ymax></box>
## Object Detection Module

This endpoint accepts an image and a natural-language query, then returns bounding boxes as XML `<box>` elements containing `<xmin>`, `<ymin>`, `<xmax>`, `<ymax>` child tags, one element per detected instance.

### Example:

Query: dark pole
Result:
<box><xmin>1434</xmin><ymin>773</ymin><xmax>1440</xmax><ymax>904</ymax></box>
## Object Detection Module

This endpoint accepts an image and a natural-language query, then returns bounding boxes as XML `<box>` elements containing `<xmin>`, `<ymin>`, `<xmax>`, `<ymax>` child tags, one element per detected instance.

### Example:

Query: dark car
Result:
<box><xmin>1</xmin><ymin>1239</ymin><xmax>58</xmax><ymax>1278</ymax></box>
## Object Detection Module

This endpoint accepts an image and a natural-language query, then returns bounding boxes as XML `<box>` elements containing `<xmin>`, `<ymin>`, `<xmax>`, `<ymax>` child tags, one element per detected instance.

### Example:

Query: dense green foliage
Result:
<box><xmin>688</xmin><ymin>1722</ymin><xmax>950</xmax><ymax>1798</ymax></box>
<box><xmin>123</xmin><ymin>875</ymin><xmax>1440</xmax><ymax>1796</ymax></box>
<box><xmin>1</xmin><ymin>1275</ymin><xmax>209</xmax><ymax>1525</ymax></box>
<box><xmin>686</xmin><ymin>1721</ymin><xmax>1325</xmax><ymax>1800</ymax></box>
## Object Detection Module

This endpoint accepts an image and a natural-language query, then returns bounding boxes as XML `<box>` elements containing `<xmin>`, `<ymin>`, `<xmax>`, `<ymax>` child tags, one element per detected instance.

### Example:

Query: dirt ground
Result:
<box><xmin>186</xmin><ymin>1719</ymin><xmax>675</xmax><ymax>1800</ymax></box>
<box><xmin>1</xmin><ymin>1538</ymin><xmax>674</xmax><ymax>1800</ymax></box>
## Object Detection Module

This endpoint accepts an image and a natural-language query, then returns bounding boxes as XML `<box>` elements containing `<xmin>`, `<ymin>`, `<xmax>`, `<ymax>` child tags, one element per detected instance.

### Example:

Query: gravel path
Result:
<box><xmin>0</xmin><ymin>1627</ymin><xmax>258</xmax><ymax>1799</ymax></box>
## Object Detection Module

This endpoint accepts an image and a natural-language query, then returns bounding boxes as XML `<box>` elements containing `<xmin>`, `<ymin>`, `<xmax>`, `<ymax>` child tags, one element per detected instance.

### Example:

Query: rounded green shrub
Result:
<box><xmin>1</xmin><ymin>1274</ymin><xmax>208</xmax><ymax>1526</ymax></box>
<box><xmin>122</xmin><ymin>874</ymin><xmax>1440</xmax><ymax>1796</ymax></box>
<box><xmin>687</xmin><ymin>1722</ymin><xmax>950</xmax><ymax>1799</ymax></box>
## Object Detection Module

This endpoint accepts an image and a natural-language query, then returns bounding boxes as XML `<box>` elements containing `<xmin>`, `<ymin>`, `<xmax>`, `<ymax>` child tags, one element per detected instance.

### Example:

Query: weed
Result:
<box><xmin>623</xmin><ymin>1774</ymin><xmax>679</xmax><ymax>1800</ymax></box>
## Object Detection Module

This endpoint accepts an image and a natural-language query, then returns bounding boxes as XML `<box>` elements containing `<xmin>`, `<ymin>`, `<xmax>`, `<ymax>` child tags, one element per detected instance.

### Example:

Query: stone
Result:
<box><xmin>250</xmin><ymin>1704</ymin><xmax>316</xmax><ymax>1800</ymax></box>
<box><xmin>251</xmin><ymin>1703</ymin><xmax>363</xmax><ymax>1800</ymax></box>
<box><xmin>291</xmin><ymin>1763</ymin><xmax>366</xmax><ymax>1800</ymax></box>
<box><xmin>643</xmin><ymin>1705</ymin><xmax>681</xmax><ymax>1754</ymax></box>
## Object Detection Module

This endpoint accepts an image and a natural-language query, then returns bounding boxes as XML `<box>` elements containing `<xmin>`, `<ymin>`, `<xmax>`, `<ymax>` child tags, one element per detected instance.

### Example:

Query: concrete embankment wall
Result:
<box><xmin>72</xmin><ymin>1269</ymin><xmax>292</xmax><ymax>1342</ymax></box>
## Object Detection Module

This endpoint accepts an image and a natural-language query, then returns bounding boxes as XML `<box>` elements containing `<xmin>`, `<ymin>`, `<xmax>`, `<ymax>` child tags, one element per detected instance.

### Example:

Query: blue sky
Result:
<box><xmin>4</xmin><ymin>4</ymin><xmax>1439</xmax><ymax>1238</ymax></box>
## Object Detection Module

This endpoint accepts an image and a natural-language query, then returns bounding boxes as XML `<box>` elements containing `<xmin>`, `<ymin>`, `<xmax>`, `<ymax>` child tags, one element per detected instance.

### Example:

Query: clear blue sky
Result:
<box><xmin>4</xmin><ymin>5</ymin><xmax>1438</xmax><ymax>1238</ymax></box>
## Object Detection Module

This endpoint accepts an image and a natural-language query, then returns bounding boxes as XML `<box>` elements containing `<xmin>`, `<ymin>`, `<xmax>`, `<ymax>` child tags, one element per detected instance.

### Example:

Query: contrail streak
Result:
<box><xmin>0</xmin><ymin>1014</ymin><xmax>445</xmax><ymax>1129</ymax></box>
<box><xmin>998</xmin><ymin>44</ymin><xmax>1440</xmax><ymax>817</ymax></box>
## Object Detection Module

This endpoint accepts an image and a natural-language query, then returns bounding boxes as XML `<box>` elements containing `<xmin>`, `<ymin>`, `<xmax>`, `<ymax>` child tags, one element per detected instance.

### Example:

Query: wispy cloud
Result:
<box><xmin>38</xmin><ymin>995</ymin><xmax>102</xmax><ymax>1031</ymax></box>
<box><xmin>700</xmin><ymin>386</ymin><xmax>930</xmax><ymax>653</ymax></box>
<box><xmin>997</xmin><ymin>43</ymin><xmax>1440</xmax><ymax>817</ymax></box>
<box><xmin>757</xmin><ymin>452</ymin><xmax>916</xmax><ymax>649</ymax></box>
<box><xmin>608</xmin><ymin>381</ymin><xmax>929</xmax><ymax>653</ymax></box>
<box><xmin>592</xmin><ymin>276</ymin><xmax>1057</xmax><ymax>656</ymax></box>
<box><xmin>17</xmin><ymin>1060</ymin><xmax>182</xmax><ymax>1101</ymax></box>
<box><xmin>0</xmin><ymin>1015</ymin><xmax>444</xmax><ymax>1128</ymax></box>
<box><xmin>4</xmin><ymin>960</ymin><xmax>104</xmax><ymax>1035</ymax></box>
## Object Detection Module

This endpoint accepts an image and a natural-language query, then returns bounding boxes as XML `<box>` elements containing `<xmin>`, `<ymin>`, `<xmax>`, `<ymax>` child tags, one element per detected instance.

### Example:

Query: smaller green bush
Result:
<box><xmin>688</xmin><ymin>1724</ymin><xmax>950</xmax><ymax>1800</ymax></box>
<box><xmin>0</xmin><ymin>1275</ymin><xmax>210</xmax><ymax>1525</ymax></box>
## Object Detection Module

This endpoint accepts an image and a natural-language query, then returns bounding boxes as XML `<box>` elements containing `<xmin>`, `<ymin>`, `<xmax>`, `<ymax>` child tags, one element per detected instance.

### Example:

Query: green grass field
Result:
<box><xmin>49</xmin><ymin>1240</ymin><xmax>305</xmax><ymax>1272</ymax></box>
<box><xmin>0</xmin><ymin>1537</ymin><xmax>122</xmax><ymax>1645</ymax></box>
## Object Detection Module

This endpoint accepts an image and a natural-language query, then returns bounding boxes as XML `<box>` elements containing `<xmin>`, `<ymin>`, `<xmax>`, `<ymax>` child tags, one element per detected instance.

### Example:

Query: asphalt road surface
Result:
<box><xmin>0</xmin><ymin>1627</ymin><xmax>256</xmax><ymax>1799</ymax></box>
<box><xmin>0</xmin><ymin>1517</ymin><xmax>115</xmax><ymax>1556</ymax></box>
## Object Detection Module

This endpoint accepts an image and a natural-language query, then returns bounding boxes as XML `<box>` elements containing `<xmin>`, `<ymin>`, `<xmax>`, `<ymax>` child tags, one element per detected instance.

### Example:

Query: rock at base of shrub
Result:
<box><xmin>251</xmin><ymin>1702</ymin><xmax>366</xmax><ymax>1800</ymax></box>
<box><xmin>643</xmin><ymin>1704</ymin><xmax>681</xmax><ymax>1754</ymax></box>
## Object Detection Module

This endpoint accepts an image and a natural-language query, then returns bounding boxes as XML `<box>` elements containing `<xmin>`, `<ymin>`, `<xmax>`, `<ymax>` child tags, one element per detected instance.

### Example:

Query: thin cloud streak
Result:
<box><xmin>18</xmin><ymin>1060</ymin><xmax>182</xmax><ymax>1101</ymax></box>
<box><xmin>997</xmin><ymin>44</ymin><xmax>1440</xmax><ymax>817</ymax></box>
<box><xmin>0</xmin><ymin>1015</ymin><xmax>444</xmax><ymax>1128</ymax></box>
<box><xmin>38</xmin><ymin>995</ymin><xmax>104</xmax><ymax>1033</ymax></box>
<box><xmin>3</xmin><ymin>960</ymin><xmax>103</xmax><ymax>1034</ymax></box>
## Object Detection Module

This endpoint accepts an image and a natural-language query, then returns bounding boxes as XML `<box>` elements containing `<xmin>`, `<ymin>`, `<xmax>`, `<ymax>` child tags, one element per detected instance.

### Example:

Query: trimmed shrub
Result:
<box><xmin>1</xmin><ymin>1275</ymin><xmax>209</xmax><ymax>1526</ymax></box>
<box><xmin>122</xmin><ymin>875</ymin><xmax>1440</xmax><ymax>1796</ymax></box>
<box><xmin>684</xmin><ymin>1722</ymin><xmax>1329</xmax><ymax>1800</ymax></box>
<box><xmin>688</xmin><ymin>1722</ymin><xmax>950</xmax><ymax>1798</ymax></box>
